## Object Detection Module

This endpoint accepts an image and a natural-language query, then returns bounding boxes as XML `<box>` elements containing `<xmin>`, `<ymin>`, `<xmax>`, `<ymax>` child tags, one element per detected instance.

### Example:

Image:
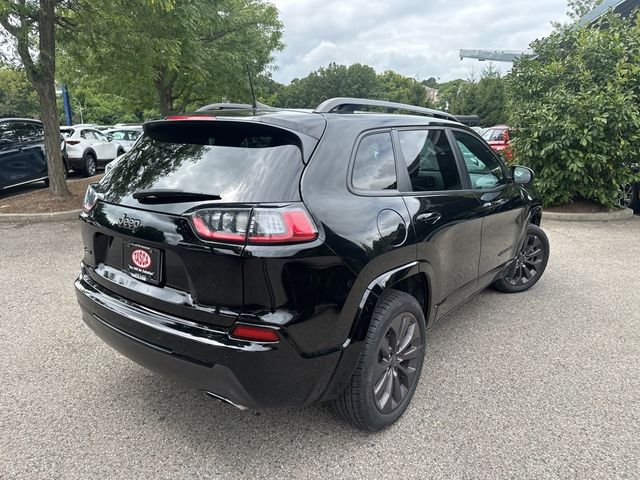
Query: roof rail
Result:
<box><xmin>313</xmin><ymin>97</ymin><xmax>457</xmax><ymax>122</ymax></box>
<box><xmin>196</xmin><ymin>102</ymin><xmax>275</xmax><ymax>112</ymax></box>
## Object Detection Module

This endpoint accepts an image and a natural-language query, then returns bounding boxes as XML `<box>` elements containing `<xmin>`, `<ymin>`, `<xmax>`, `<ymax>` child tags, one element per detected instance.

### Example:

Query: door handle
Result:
<box><xmin>483</xmin><ymin>198</ymin><xmax>507</xmax><ymax>209</ymax></box>
<box><xmin>416</xmin><ymin>212</ymin><xmax>441</xmax><ymax>223</ymax></box>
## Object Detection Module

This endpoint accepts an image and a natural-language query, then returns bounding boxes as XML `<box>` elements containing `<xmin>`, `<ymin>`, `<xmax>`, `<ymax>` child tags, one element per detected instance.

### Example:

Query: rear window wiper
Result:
<box><xmin>133</xmin><ymin>189</ymin><xmax>221</xmax><ymax>204</ymax></box>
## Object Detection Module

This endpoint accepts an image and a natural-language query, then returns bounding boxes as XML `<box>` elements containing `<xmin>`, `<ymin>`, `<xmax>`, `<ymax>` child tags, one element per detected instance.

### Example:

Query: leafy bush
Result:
<box><xmin>508</xmin><ymin>12</ymin><xmax>640</xmax><ymax>208</ymax></box>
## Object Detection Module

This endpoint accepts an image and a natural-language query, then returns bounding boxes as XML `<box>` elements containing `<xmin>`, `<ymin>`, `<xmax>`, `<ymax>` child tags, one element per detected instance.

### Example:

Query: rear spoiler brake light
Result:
<box><xmin>165</xmin><ymin>115</ymin><xmax>217</xmax><ymax>121</ymax></box>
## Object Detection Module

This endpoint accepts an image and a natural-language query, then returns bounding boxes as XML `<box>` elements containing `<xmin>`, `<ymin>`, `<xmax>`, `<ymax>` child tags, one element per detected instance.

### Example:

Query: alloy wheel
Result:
<box><xmin>504</xmin><ymin>233</ymin><xmax>545</xmax><ymax>287</ymax></box>
<box><xmin>88</xmin><ymin>157</ymin><xmax>96</xmax><ymax>176</ymax></box>
<box><xmin>373</xmin><ymin>312</ymin><xmax>423</xmax><ymax>413</ymax></box>
<box><xmin>618</xmin><ymin>184</ymin><xmax>633</xmax><ymax>208</ymax></box>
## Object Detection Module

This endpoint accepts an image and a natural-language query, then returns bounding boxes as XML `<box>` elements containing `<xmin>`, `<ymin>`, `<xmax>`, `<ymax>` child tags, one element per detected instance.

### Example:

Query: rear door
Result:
<box><xmin>451</xmin><ymin>129</ymin><xmax>527</xmax><ymax>288</ymax></box>
<box><xmin>0</xmin><ymin>121</ymin><xmax>43</xmax><ymax>187</ymax></box>
<box><xmin>17</xmin><ymin>121</ymin><xmax>47</xmax><ymax>179</ymax></box>
<box><xmin>0</xmin><ymin>122</ymin><xmax>25</xmax><ymax>188</ymax></box>
<box><xmin>84</xmin><ymin>129</ymin><xmax>109</xmax><ymax>161</ymax></box>
<box><xmin>80</xmin><ymin>128</ymin><xmax>98</xmax><ymax>156</ymax></box>
<box><xmin>92</xmin><ymin>130</ymin><xmax>117</xmax><ymax>161</ymax></box>
<box><xmin>395</xmin><ymin>127</ymin><xmax>484</xmax><ymax>320</ymax></box>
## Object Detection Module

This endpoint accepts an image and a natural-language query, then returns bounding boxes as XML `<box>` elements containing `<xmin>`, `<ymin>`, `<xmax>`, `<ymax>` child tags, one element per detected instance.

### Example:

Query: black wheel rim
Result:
<box><xmin>373</xmin><ymin>312</ymin><xmax>423</xmax><ymax>413</ymax></box>
<box><xmin>505</xmin><ymin>233</ymin><xmax>545</xmax><ymax>287</ymax></box>
<box><xmin>619</xmin><ymin>184</ymin><xmax>633</xmax><ymax>208</ymax></box>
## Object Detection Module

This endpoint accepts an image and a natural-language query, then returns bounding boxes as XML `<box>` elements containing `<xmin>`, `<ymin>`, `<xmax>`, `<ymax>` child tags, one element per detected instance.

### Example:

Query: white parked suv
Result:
<box><xmin>103</xmin><ymin>127</ymin><xmax>142</xmax><ymax>153</ymax></box>
<box><xmin>60</xmin><ymin>126</ymin><xmax>124</xmax><ymax>176</ymax></box>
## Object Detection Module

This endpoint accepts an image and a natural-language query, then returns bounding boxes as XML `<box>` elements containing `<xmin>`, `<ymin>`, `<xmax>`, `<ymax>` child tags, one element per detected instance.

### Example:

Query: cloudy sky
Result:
<box><xmin>269</xmin><ymin>0</ymin><xmax>569</xmax><ymax>84</ymax></box>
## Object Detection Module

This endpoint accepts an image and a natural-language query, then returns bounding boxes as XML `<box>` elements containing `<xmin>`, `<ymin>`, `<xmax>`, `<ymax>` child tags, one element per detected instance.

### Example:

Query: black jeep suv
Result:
<box><xmin>75</xmin><ymin>98</ymin><xmax>549</xmax><ymax>430</ymax></box>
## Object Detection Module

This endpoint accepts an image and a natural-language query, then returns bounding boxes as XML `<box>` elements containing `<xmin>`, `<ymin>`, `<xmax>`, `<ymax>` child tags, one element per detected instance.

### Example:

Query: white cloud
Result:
<box><xmin>269</xmin><ymin>0</ymin><xmax>569</xmax><ymax>83</ymax></box>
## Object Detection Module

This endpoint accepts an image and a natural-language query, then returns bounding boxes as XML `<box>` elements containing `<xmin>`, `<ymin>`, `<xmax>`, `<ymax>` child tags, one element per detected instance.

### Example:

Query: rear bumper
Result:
<box><xmin>75</xmin><ymin>268</ymin><xmax>341</xmax><ymax>408</ymax></box>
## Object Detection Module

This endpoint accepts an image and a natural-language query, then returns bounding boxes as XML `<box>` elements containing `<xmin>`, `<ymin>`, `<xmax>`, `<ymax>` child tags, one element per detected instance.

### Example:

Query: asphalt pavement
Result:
<box><xmin>1</xmin><ymin>218</ymin><xmax>639</xmax><ymax>479</ymax></box>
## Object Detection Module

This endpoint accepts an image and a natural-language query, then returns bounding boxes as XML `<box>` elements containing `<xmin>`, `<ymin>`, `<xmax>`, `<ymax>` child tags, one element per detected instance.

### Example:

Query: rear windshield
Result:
<box><xmin>60</xmin><ymin>128</ymin><xmax>74</xmax><ymax>138</ymax></box>
<box><xmin>102</xmin><ymin>121</ymin><xmax>304</xmax><ymax>203</ymax></box>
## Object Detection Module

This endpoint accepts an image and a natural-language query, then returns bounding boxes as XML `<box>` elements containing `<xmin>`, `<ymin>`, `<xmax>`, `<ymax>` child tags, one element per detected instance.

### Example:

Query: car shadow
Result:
<box><xmin>88</xmin><ymin>290</ymin><xmax>506</xmax><ymax>463</ymax></box>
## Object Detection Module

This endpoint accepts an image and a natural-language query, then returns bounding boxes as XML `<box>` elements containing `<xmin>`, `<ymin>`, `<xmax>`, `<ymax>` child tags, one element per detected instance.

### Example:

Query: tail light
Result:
<box><xmin>191</xmin><ymin>209</ymin><xmax>250</xmax><ymax>242</ymax></box>
<box><xmin>189</xmin><ymin>205</ymin><xmax>318</xmax><ymax>245</ymax></box>
<box><xmin>66</xmin><ymin>140</ymin><xmax>81</xmax><ymax>145</ymax></box>
<box><xmin>83</xmin><ymin>184</ymin><xmax>102</xmax><ymax>213</ymax></box>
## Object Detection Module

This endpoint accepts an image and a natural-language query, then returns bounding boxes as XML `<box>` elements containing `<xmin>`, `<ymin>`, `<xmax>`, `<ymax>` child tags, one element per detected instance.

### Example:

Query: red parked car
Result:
<box><xmin>482</xmin><ymin>125</ymin><xmax>513</xmax><ymax>161</ymax></box>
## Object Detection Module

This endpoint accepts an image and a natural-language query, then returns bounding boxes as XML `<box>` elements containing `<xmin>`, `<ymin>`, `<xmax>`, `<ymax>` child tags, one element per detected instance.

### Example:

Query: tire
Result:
<box><xmin>333</xmin><ymin>289</ymin><xmax>426</xmax><ymax>431</ymax></box>
<box><xmin>630</xmin><ymin>184</ymin><xmax>640</xmax><ymax>213</ymax></box>
<box><xmin>82</xmin><ymin>153</ymin><xmax>97</xmax><ymax>177</ymax></box>
<box><xmin>117</xmin><ymin>148</ymin><xmax>125</xmax><ymax>157</ymax></box>
<box><xmin>494</xmin><ymin>224</ymin><xmax>549</xmax><ymax>293</ymax></box>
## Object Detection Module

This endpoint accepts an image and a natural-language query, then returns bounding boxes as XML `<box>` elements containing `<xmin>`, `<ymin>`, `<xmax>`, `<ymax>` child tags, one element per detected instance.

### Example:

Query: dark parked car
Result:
<box><xmin>619</xmin><ymin>161</ymin><xmax>640</xmax><ymax>212</ymax></box>
<box><xmin>75</xmin><ymin>98</ymin><xmax>550</xmax><ymax>430</ymax></box>
<box><xmin>0</xmin><ymin>118</ymin><xmax>67</xmax><ymax>191</ymax></box>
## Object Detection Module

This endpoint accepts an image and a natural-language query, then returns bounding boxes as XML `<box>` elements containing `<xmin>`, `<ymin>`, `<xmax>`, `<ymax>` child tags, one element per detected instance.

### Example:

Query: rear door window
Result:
<box><xmin>352</xmin><ymin>131</ymin><xmax>397</xmax><ymax>191</ymax></box>
<box><xmin>12</xmin><ymin>122</ymin><xmax>41</xmax><ymax>143</ymax></box>
<box><xmin>104</xmin><ymin>121</ymin><xmax>305</xmax><ymax>203</ymax></box>
<box><xmin>0</xmin><ymin>122</ymin><xmax>18</xmax><ymax>148</ymax></box>
<box><xmin>398</xmin><ymin>129</ymin><xmax>462</xmax><ymax>192</ymax></box>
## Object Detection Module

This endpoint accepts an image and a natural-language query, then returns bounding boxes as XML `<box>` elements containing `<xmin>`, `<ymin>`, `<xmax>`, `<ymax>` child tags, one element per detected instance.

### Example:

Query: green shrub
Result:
<box><xmin>508</xmin><ymin>12</ymin><xmax>640</xmax><ymax>208</ymax></box>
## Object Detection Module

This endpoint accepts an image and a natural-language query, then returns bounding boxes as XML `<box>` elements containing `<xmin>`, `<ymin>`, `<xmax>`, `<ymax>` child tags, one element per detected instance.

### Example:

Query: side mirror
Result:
<box><xmin>106</xmin><ymin>135</ymin><xmax>113</xmax><ymax>142</ymax></box>
<box><xmin>511</xmin><ymin>165</ymin><xmax>534</xmax><ymax>185</ymax></box>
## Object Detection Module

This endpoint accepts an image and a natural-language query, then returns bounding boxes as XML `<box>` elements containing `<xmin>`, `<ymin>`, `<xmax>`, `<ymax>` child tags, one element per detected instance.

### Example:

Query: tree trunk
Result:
<box><xmin>158</xmin><ymin>86</ymin><xmax>173</xmax><ymax>116</ymax></box>
<box><xmin>155</xmin><ymin>70</ymin><xmax>175</xmax><ymax>116</ymax></box>
<box><xmin>37</xmin><ymin>0</ymin><xmax>70</xmax><ymax>197</ymax></box>
<box><xmin>35</xmin><ymin>79</ymin><xmax>70</xmax><ymax>197</ymax></box>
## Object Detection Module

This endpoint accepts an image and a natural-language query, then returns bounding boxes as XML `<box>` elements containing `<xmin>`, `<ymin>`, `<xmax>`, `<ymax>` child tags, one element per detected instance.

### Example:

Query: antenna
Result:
<box><xmin>246</xmin><ymin>65</ymin><xmax>258</xmax><ymax>110</ymax></box>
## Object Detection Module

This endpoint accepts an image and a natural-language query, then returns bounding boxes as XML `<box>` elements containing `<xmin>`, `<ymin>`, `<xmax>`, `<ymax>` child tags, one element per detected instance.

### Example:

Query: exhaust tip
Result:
<box><xmin>205</xmin><ymin>391</ymin><xmax>248</xmax><ymax>410</ymax></box>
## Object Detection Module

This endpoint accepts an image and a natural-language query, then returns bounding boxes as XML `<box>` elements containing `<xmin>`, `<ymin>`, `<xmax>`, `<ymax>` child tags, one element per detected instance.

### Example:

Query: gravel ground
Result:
<box><xmin>1</xmin><ymin>218</ymin><xmax>639</xmax><ymax>480</ymax></box>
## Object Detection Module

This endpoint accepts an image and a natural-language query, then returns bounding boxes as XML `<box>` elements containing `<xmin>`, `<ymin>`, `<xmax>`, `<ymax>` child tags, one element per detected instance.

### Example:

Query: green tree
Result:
<box><xmin>474</xmin><ymin>65</ymin><xmax>506</xmax><ymax>126</ymax></box>
<box><xmin>0</xmin><ymin>65</ymin><xmax>39</xmax><ymax>117</ymax></box>
<box><xmin>508</xmin><ymin>12</ymin><xmax>640</xmax><ymax>208</ymax></box>
<box><xmin>376</xmin><ymin>70</ymin><xmax>430</xmax><ymax>107</ymax></box>
<box><xmin>435</xmin><ymin>78</ymin><xmax>467</xmax><ymax>112</ymax></box>
<box><xmin>272</xmin><ymin>63</ymin><xmax>434</xmax><ymax>109</ymax></box>
<box><xmin>567</xmin><ymin>0</ymin><xmax>604</xmax><ymax>20</ymax></box>
<box><xmin>435</xmin><ymin>67</ymin><xmax>506</xmax><ymax>126</ymax></box>
<box><xmin>273</xmin><ymin>63</ymin><xmax>379</xmax><ymax>108</ymax></box>
<box><xmin>1</xmin><ymin>0</ymin><xmax>72</xmax><ymax>197</ymax></box>
<box><xmin>60</xmin><ymin>0</ymin><xmax>283</xmax><ymax>116</ymax></box>
<box><xmin>421</xmin><ymin>77</ymin><xmax>438</xmax><ymax>89</ymax></box>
